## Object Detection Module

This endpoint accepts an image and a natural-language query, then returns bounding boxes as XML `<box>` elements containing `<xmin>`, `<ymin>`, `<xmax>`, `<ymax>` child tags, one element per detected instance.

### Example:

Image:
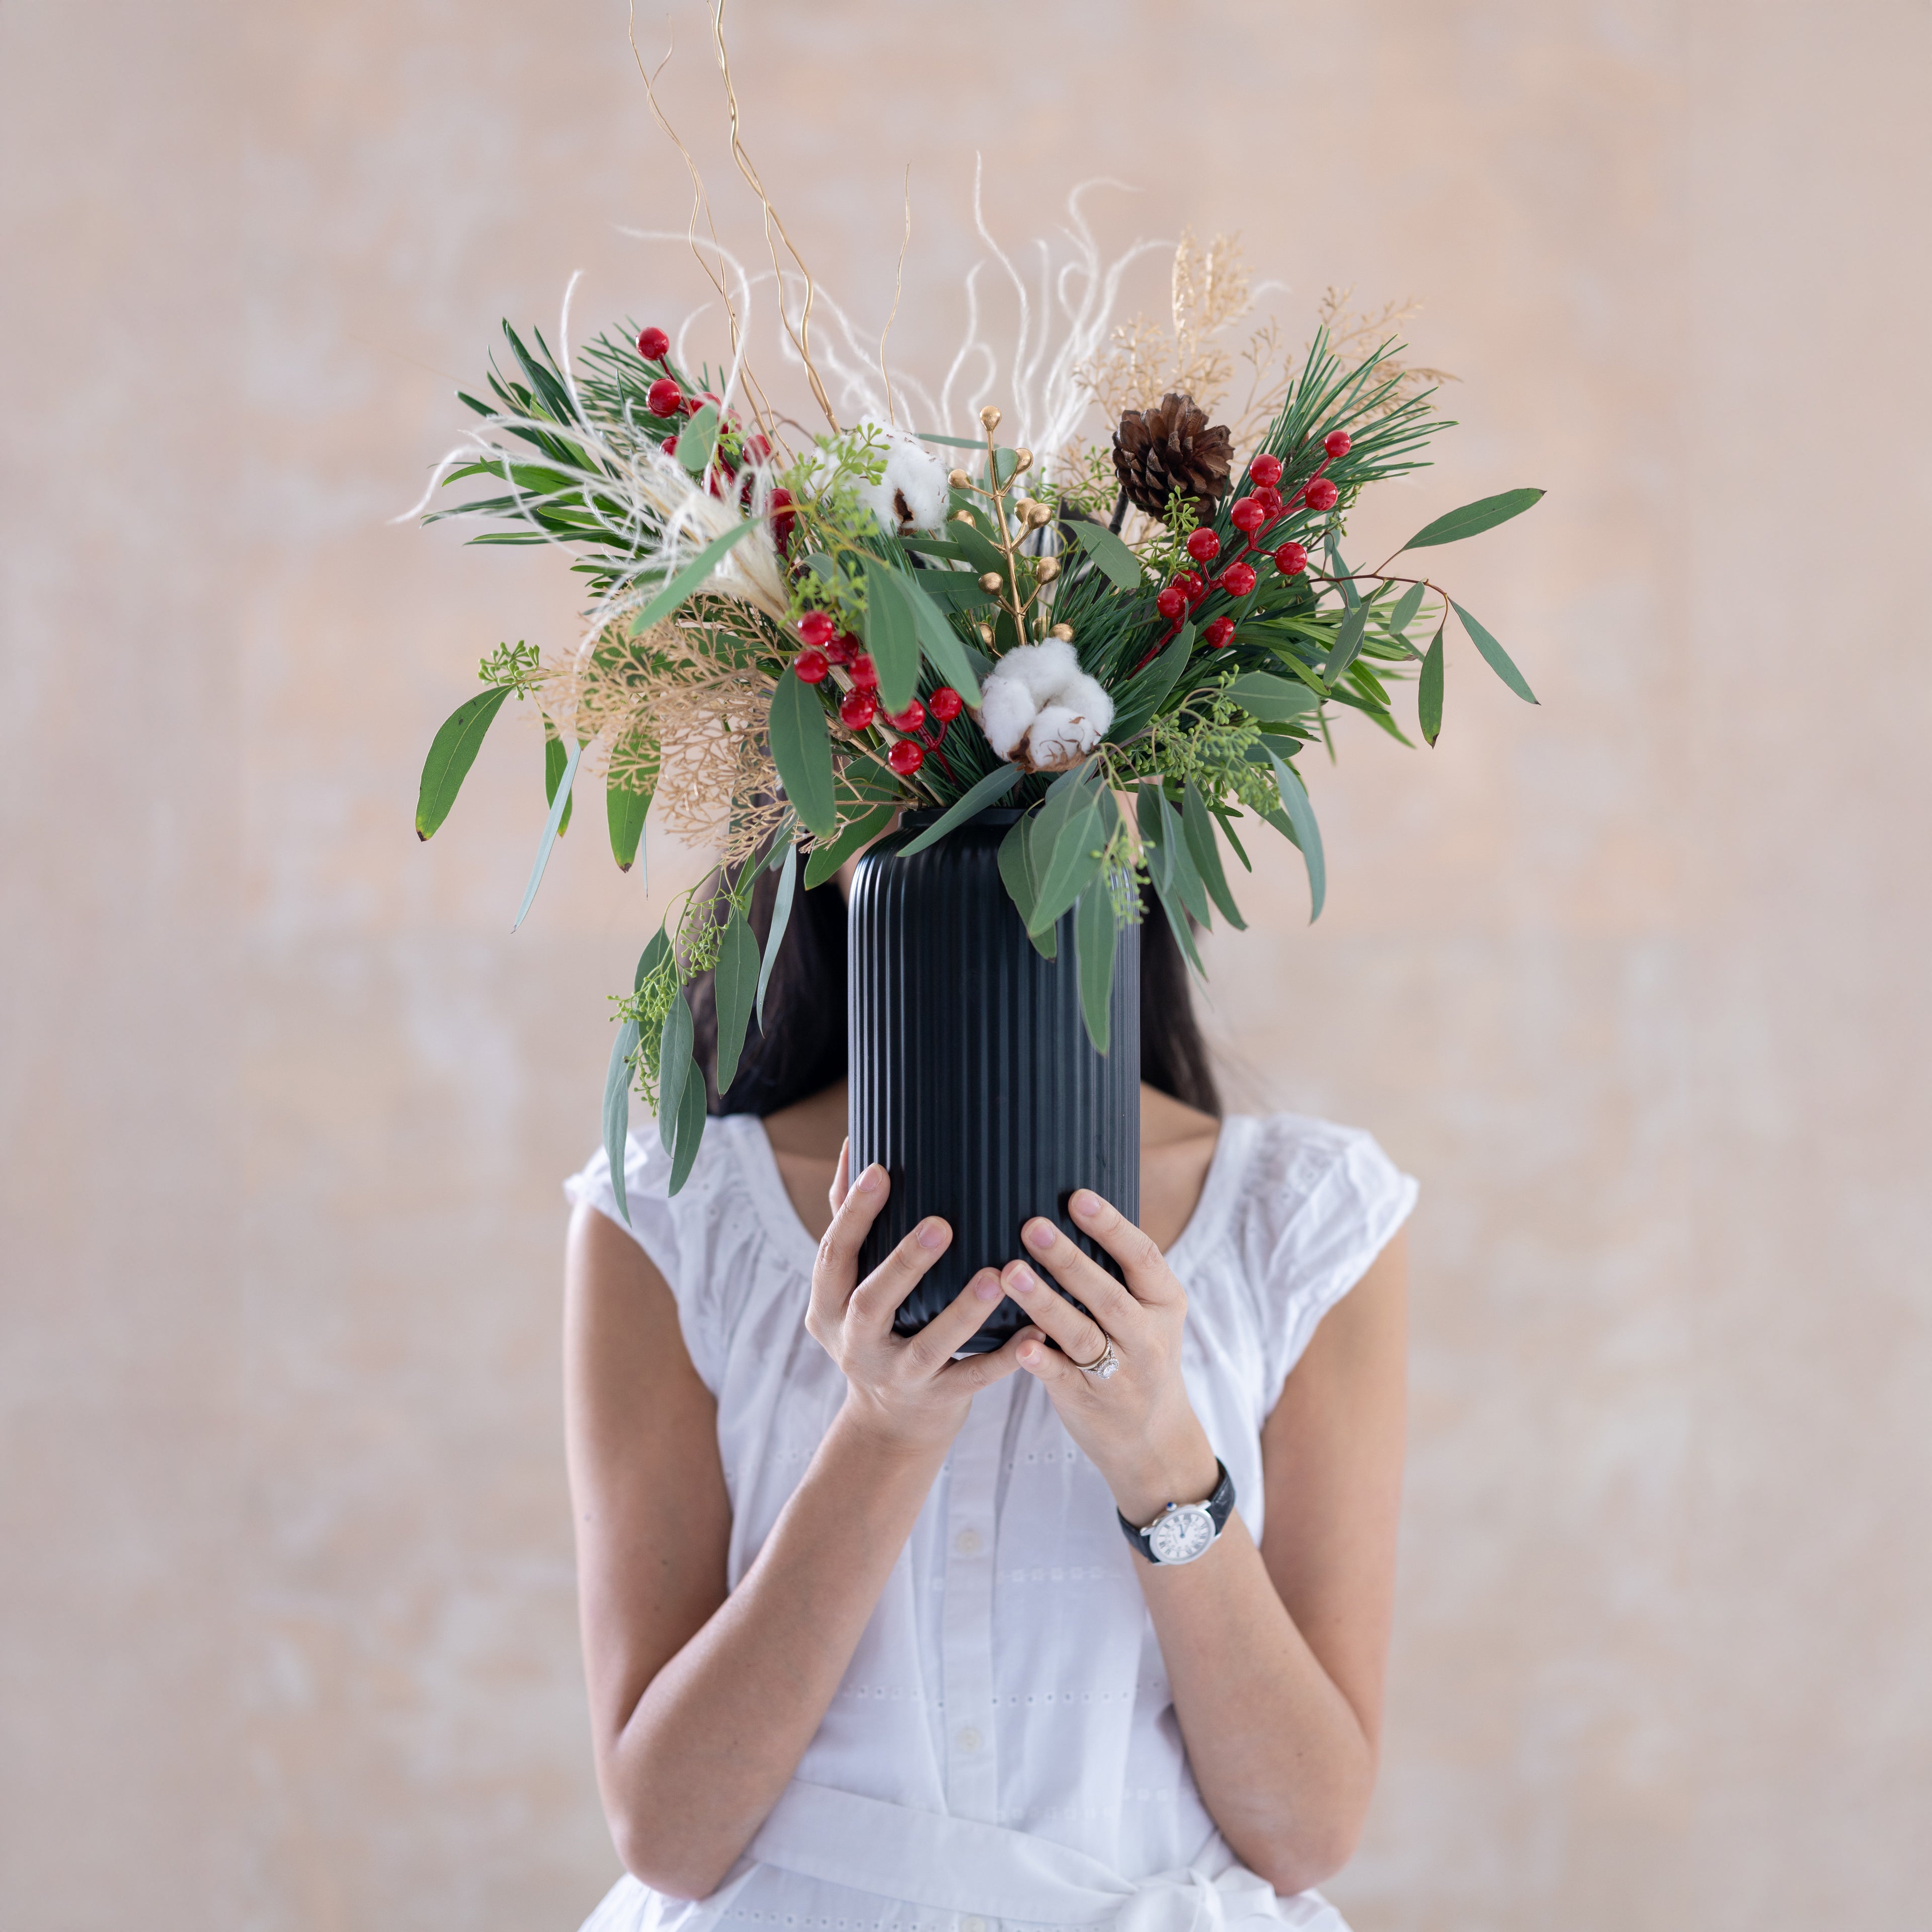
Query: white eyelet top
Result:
<box><xmin>565</xmin><ymin>1112</ymin><xmax>1415</xmax><ymax>1932</ymax></box>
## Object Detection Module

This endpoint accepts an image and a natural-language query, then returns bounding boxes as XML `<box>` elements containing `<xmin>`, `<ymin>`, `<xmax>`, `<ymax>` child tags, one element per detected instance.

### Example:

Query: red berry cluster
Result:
<box><xmin>1137</xmin><ymin>429</ymin><xmax>1356</xmax><ymax>663</ymax></box>
<box><xmin>789</xmin><ymin>612</ymin><xmax>960</xmax><ymax>782</ymax></box>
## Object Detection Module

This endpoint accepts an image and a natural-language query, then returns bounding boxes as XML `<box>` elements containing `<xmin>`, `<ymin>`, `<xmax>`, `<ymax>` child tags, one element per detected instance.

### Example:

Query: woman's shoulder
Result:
<box><xmin>564</xmin><ymin>1115</ymin><xmax>818</xmax><ymax>1350</ymax></box>
<box><xmin>1181</xmin><ymin>1110</ymin><xmax>1416</xmax><ymax>1386</ymax></box>
<box><xmin>1206</xmin><ymin>1109</ymin><xmax>1416</xmax><ymax>1256</ymax></box>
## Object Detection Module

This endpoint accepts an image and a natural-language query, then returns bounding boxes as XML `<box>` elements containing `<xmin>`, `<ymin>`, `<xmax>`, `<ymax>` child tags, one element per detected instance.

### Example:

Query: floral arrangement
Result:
<box><xmin>410</xmin><ymin>217</ymin><xmax>1541</xmax><ymax>1197</ymax></box>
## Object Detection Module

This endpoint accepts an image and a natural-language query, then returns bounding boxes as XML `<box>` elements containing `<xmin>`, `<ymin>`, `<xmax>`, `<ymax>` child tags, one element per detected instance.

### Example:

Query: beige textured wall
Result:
<box><xmin>4</xmin><ymin>2</ymin><xmax>1927</xmax><ymax>1926</ymax></box>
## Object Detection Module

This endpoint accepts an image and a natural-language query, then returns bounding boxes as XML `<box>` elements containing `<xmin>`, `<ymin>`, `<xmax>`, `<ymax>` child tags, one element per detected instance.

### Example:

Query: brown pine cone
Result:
<box><xmin>1111</xmin><ymin>392</ymin><xmax>1234</xmax><ymax>523</ymax></box>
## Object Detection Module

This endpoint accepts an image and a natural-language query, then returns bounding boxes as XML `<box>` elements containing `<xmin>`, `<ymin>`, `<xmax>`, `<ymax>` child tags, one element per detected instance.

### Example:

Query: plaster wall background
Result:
<box><xmin>3</xmin><ymin>3</ymin><xmax>1927</xmax><ymax>1928</ymax></box>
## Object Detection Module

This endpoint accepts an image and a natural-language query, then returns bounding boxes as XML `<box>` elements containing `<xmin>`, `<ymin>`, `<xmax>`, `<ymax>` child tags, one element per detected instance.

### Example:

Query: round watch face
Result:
<box><xmin>1148</xmin><ymin>1503</ymin><xmax>1216</xmax><ymax>1564</ymax></box>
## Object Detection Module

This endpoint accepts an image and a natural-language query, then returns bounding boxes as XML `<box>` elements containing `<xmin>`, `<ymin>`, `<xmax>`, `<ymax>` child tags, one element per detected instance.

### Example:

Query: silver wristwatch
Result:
<box><xmin>1118</xmin><ymin>1460</ymin><xmax>1236</xmax><ymax>1565</ymax></box>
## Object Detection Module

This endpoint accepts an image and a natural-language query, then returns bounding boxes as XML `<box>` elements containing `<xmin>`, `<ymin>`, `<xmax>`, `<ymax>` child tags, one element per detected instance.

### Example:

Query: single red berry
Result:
<box><xmin>1173</xmin><ymin>570</ymin><xmax>1205</xmax><ymax>604</ymax></box>
<box><xmin>1249</xmin><ymin>453</ymin><xmax>1284</xmax><ymax>489</ymax></box>
<box><xmin>1220</xmin><ymin>560</ymin><xmax>1258</xmax><ymax>598</ymax></box>
<box><xmin>1230</xmin><ymin>496</ymin><xmax>1266</xmax><ymax>536</ymax></box>
<box><xmin>660</xmin><ymin>434</ymin><xmax>678</xmax><ymax>457</ymax></box>
<box><xmin>1185</xmin><ymin>527</ymin><xmax>1222</xmax><ymax>564</ymax></box>
<box><xmin>1255</xmin><ymin>485</ymin><xmax>1284</xmax><ymax>518</ymax></box>
<box><xmin>928</xmin><ymin>686</ymin><xmax>963</xmax><ymax>722</ymax></box>
<box><xmin>1304</xmin><ymin>477</ymin><xmax>1340</xmax><ymax>512</ymax></box>
<box><xmin>888</xmin><ymin>739</ymin><xmax>926</xmax><ymax>776</ymax></box>
<box><xmin>797</xmin><ymin>610</ymin><xmax>837</xmax><ymax>649</ymax></box>
<box><xmin>741</xmin><ymin>432</ymin><xmax>772</xmax><ymax>465</ymax></box>
<box><xmin>636</xmin><ymin>326</ymin><xmax>671</xmax><ymax>362</ymax></box>
<box><xmin>839</xmin><ymin>689</ymin><xmax>878</xmax><ymax>731</ymax></box>
<box><xmin>824</xmin><ymin>630</ymin><xmax>858</xmax><ymax>667</ymax></box>
<box><xmin>795</xmin><ymin>649</ymin><xmax>830</xmax><ymax>684</ymax></box>
<box><xmin>1273</xmin><ymin>541</ymin><xmax>1309</xmax><ymax>576</ymax></box>
<box><xmin>685</xmin><ymin>390</ymin><xmax>719</xmax><ymax>417</ymax></box>
<box><xmin>849</xmin><ymin>652</ymin><xmax>879</xmax><ymax>689</ymax></box>
<box><xmin>1204</xmin><ymin>616</ymin><xmax>1236</xmax><ymax>650</ymax></box>
<box><xmin>647</xmin><ymin>377</ymin><xmax>682</xmax><ymax>417</ymax></box>
<box><xmin>887</xmin><ymin>698</ymin><xmax>926</xmax><ymax>733</ymax></box>
<box><xmin>1156</xmin><ymin>585</ymin><xmax>1186</xmax><ymax>621</ymax></box>
<box><xmin>769</xmin><ymin>486</ymin><xmax>796</xmax><ymax>550</ymax></box>
<box><xmin>1323</xmin><ymin>430</ymin><xmax>1352</xmax><ymax>459</ymax></box>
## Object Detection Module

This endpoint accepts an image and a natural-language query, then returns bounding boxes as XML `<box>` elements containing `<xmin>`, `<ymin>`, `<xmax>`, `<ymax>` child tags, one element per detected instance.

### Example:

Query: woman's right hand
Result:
<box><xmin>808</xmin><ymin>1141</ymin><xmax>1029</xmax><ymax>1453</ymax></box>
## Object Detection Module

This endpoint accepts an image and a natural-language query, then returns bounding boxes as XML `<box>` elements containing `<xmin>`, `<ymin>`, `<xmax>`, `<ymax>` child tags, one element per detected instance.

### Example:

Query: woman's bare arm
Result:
<box><xmin>1002</xmin><ymin>1204</ymin><xmax>1406</xmax><ymax>1893</ymax></box>
<box><xmin>564</xmin><ymin>1161</ymin><xmax>1025</xmax><ymax>1900</ymax></box>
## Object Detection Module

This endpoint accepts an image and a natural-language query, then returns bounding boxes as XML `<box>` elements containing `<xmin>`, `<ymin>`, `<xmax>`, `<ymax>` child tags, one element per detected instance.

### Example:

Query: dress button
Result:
<box><xmin>956</xmin><ymin>1725</ymin><xmax>983</xmax><ymax>1753</ymax></box>
<box><xmin>954</xmin><ymin>1527</ymin><xmax>983</xmax><ymax>1556</ymax></box>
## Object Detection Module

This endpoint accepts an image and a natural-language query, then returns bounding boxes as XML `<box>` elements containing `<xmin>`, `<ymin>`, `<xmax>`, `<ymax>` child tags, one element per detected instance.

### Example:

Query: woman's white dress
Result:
<box><xmin>565</xmin><ymin>1111</ymin><xmax>1415</xmax><ymax>1932</ymax></box>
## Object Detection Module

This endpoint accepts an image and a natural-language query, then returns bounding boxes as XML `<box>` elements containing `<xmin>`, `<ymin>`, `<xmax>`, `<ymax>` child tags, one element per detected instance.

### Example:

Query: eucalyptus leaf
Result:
<box><xmin>756</xmin><ymin>844</ymin><xmax>798</xmax><ymax>1026</ymax></box>
<box><xmin>1027</xmin><ymin>797</ymin><xmax>1104</xmax><ymax>937</ymax></box>
<box><xmin>543</xmin><ymin>722</ymin><xmax>574</xmax><ymax>837</ymax></box>
<box><xmin>997</xmin><ymin>815</ymin><xmax>1039</xmax><ymax>935</ymax></box>
<box><xmin>1224</xmin><ymin>672</ymin><xmax>1323</xmax><ymax>722</ymax></box>
<box><xmin>1181</xmin><ymin>782</ymin><xmax>1247</xmax><ymax>930</ymax></box>
<box><xmin>626</xmin><ymin>522</ymin><xmax>760</xmax><ymax>637</ymax></box>
<box><xmin>767</xmin><ymin>666</ymin><xmax>838</xmax><ymax>836</ymax></box>
<box><xmin>711</xmin><ymin>908</ymin><xmax>760</xmax><ymax>1095</ymax></box>
<box><xmin>676</xmin><ymin>404</ymin><xmax>719</xmax><ymax>475</ymax></box>
<box><xmin>1075</xmin><ymin>886</ymin><xmax>1118</xmax><ymax>1055</ymax></box>
<box><xmin>901</xmin><ymin>570</ymin><xmax>985</xmax><ymax>704</ymax></box>
<box><xmin>898</xmin><ymin>765</ymin><xmax>1019</xmax><ymax>855</ymax></box>
<box><xmin>1064</xmin><ymin>518</ymin><xmax>1144</xmax><ymax>591</ymax></box>
<box><xmin>1452</xmin><ymin>601</ymin><xmax>1539</xmax><ymax>704</ymax></box>
<box><xmin>1418</xmin><ymin>620</ymin><xmax>1445</xmax><ymax>745</ymax></box>
<box><xmin>415</xmin><ymin>685</ymin><xmax>511</xmax><ymax>840</ymax></box>
<box><xmin>1260</xmin><ymin>745</ymin><xmax>1326</xmax><ymax>921</ymax></box>
<box><xmin>658</xmin><ymin>993</ymin><xmax>694</xmax><ymax>1159</ymax></box>
<box><xmin>803</xmin><ymin>801</ymin><xmax>894</xmax><ymax>888</ymax></box>
<box><xmin>1387</xmin><ymin>581</ymin><xmax>1426</xmax><ymax>636</ymax></box>
<box><xmin>1320</xmin><ymin>602</ymin><xmax>1371</xmax><ymax>683</ymax></box>
<box><xmin>1156</xmin><ymin>792</ymin><xmax>1210</xmax><ymax>928</ymax></box>
<box><xmin>1400</xmin><ymin>488</ymin><xmax>1545</xmax><ymax>552</ymax></box>
<box><xmin>666</xmin><ymin>1051</ymin><xmax>708</xmax><ymax>1195</ymax></box>
<box><xmin>606</xmin><ymin>774</ymin><xmax>651</xmax><ymax>875</ymax></box>
<box><xmin>511</xmin><ymin>736</ymin><xmax>582</xmax><ymax>931</ymax></box>
<box><xmin>602</xmin><ymin>929</ymin><xmax>667</xmax><ymax>1225</ymax></box>
<box><xmin>911</xmin><ymin>430</ymin><xmax>987</xmax><ymax>448</ymax></box>
<box><xmin>859</xmin><ymin>560</ymin><xmax>921</xmax><ymax>713</ymax></box>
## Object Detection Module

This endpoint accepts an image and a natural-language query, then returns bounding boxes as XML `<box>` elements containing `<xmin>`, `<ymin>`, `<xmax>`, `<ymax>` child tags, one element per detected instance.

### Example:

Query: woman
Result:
<box><xmin>563</xmin><ymin>863</ymin><xmax>1413</xmax><ymax>1929</ymax></box>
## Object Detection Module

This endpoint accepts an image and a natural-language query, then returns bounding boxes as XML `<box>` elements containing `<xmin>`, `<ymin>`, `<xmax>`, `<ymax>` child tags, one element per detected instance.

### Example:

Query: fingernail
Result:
<box><xmin>917</xmin><ymin>1218</ymin><xmax>947</xmax><ymax>1250</ymax></box>
<box><xmin>973</xmin><ymin>1270</ymin><xmax>1002</xmax><ymax>1303</ymax></box>
<box><xmin>857</xmin><ymin>1165</ymin><xmax>883</xmax><ymax>1195</ymax></box>
<box><xmin>1019</xmin><ymin>1341</ymin><xmax>1039</xmax><ymax>1363</ymax></box>
<box><xmin>1071</xmin><ymin>1190</ymin><xmax>1100</xmax><ymax>1220</ymax></box>
<box><xmin>1026</xmin><ymin>1220</ymin><xmax>1057</xmax><ymax>1250</ymax></box>
<box><xmin>1007</xmin><ymin>1265</ymin><xmax>1037</xmax><ymax>1296</ymax></box>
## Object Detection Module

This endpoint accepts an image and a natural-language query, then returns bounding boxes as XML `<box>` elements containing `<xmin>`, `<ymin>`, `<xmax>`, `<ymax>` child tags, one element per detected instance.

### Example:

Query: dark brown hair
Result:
<box><xmin>689</xmin><ymin>861</ymin><xmax>1220</xmax><ymax>1119</ymax></box>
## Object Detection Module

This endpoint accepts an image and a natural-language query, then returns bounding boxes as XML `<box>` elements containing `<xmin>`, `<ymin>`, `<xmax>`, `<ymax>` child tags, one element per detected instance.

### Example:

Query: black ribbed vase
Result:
<box><xmin>848</xmin><ymin>808</ymin><xmax>1140</xmax><ymax>1354</ymax></box>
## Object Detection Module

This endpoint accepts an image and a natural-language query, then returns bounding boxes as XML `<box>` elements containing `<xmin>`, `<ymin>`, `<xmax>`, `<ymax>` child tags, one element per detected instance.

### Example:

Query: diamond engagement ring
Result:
<box><xmin>1071</xmin><ymin>1336</ymin><xmax>1120</xmax><ymax>1380</ymax></box>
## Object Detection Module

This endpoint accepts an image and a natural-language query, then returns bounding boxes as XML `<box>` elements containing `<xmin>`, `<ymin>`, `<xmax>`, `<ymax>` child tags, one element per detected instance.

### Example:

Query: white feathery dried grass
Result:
<box><xmin>398</xmin><ymin>259</ymin><xmax>790</xmax><ymax>681</ymax></box>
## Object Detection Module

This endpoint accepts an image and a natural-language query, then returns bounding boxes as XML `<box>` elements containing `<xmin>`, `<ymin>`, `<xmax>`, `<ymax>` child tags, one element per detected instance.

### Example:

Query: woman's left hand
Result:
<box><xmin>1003</xmin><ymin>1189</ymin><xmax>1221</xmax><ymax>1527</ymax></box>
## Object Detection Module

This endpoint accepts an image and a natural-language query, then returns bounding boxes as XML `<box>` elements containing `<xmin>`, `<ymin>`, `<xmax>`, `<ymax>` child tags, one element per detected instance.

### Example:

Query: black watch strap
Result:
<box><xmin>1117</xmin><ymin>1459</ymin><xmax>1236</xmax><ymax>1561</ymax></box>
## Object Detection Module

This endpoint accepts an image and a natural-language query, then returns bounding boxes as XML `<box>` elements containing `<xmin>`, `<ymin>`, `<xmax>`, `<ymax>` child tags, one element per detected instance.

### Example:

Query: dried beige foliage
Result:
<box><xmin>539</xmin><ymin>598</ymin><xmax>788</xmax><ymax>863</ymax></box>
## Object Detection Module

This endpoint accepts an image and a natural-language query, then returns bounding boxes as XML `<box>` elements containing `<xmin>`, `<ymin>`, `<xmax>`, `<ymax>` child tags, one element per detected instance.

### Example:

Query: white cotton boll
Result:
<box><xmin>978</xmin><ymin>672</ymin><xmax>1038</xmax><ymax>760</ymax></box>
<box><xmin>974</xmin><ymin>641</ymin><xmax>1115</xmax><ymax>771</ymax></box>
<box><xmin>852</xmin><ymin>421</ymin><xmax>950</xmax><ymax>534</ymax></box>
<box><xmin>996</xmin><ymin>638</ymin><xmax>1081</xmax><ymax>703</ymax></box>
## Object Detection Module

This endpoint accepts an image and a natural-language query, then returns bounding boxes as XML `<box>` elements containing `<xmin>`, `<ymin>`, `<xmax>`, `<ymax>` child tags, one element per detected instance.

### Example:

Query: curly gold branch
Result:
<box><xmin>710</xmin><ymin>0</ymin><xmax>840</xmax><ymax>433</ymax></box>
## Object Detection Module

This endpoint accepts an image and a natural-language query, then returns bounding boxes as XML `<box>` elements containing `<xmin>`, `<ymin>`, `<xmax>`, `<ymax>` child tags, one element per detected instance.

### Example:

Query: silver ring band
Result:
<box><xmin>1071</xmin><ymin>1336</ymin><xmax>1120</xmax><ymax>1380</ymax></box>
